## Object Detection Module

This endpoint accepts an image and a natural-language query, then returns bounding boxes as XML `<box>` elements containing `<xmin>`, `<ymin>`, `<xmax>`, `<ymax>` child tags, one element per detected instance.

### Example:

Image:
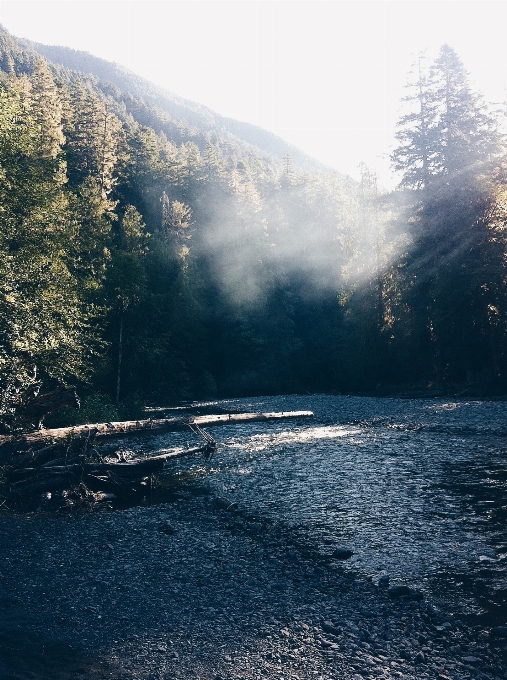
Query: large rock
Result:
<box><xmin>322</xmin><ymin>620</ymin><xmax>341</xmax><ymax>637</ymax></box>
<box><xmin>387</xmin><ymin>585</ymin><xmax>423</xmax><ymax>600</ymax></box>
<box><xmin>387</xmin><ymin>585</ymin><xmax>411</xmax><ymax>597</ymax></box>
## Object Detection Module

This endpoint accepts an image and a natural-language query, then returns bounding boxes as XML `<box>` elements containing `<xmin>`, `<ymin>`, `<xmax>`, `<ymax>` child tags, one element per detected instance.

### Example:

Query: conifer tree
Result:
<box><xmin>431</xmin><ymin>45</ymin><xmax>501</xmax><ymax>180</ymax></box>
<box><xmin>391</xmin><ymin>52</ymin><xmax>438</xmax><ymax>189</ymax></box>
<box><xmin>0</xmin><ymin>76</ymin><xmax>97</xmax><ymax>427</ymax></box>
<box><xmin>390</xmin><ymin>45</ymin><xmax>507</xmax><ymax>386</ymax></box>
<box><xmin>65</xmin><ymin>80</ymin><xmax>123</xmax><ymax>202</ymax></box>
<box><xmin>30</xmin><ymin>58</ymin><xmax>65</xmax><ymax>161</ymax></box>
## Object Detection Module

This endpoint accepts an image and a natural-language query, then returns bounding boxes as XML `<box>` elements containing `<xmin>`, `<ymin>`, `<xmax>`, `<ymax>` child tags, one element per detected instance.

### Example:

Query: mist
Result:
<box><xmin>191</xmin><ymin>163</ymin><xmax>414</xmax><ymax>313</ymax></box>
<box><xmin>1</xmin><ymin>19</ymin><xmax>506</xmax><ymax>413</ymax></box>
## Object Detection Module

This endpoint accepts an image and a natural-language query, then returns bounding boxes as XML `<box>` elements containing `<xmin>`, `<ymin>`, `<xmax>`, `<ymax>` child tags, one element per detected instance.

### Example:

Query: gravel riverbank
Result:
<box><xmin>2</xmin><ymin>394</ymin><xmax>507</xmax><ymax>679</ymax></box>
<box><xmin>1</xmin><ymin>489</ymin><xmax>507</xmax><ymax>680</ymax></box>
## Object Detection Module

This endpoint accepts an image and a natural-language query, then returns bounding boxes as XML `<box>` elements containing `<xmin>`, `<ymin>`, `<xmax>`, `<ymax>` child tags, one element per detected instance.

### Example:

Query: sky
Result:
<box><xmin>0</xmin><ymin>1</ymin><xmax>506</xmax><ymax>187</ymax></box>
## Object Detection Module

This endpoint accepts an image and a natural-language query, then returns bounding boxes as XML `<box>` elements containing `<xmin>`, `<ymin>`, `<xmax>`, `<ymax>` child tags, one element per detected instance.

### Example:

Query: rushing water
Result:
<box><xmin>129</xmin><ymin>394</ymin><xmax>507</xmax><ymax>625</ymax></box>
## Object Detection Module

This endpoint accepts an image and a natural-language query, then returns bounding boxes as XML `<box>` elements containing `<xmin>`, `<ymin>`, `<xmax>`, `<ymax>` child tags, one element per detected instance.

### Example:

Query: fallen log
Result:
<box><xmin>5</xmin><ymin>444</ymin><xmax>216</xmax><ymax>507</ymax></box>
<box><xmin>0</xmin><ymin>411</ymin><xmax>313</xmax><ymax>454</ymax></box>
<box><xmin>10</xmin><ymin>443</ymin><xmax>63</xmax><ymax>468</ymax></box>
<box><xmin>2</xmin><ymin>410</ymin><xmax>312</xmax><ymax>508</ymax></box>
<box><xmin>16</xmin><ymin>443</ymin><xmax>213</xmax><ymax>477</ymax></box>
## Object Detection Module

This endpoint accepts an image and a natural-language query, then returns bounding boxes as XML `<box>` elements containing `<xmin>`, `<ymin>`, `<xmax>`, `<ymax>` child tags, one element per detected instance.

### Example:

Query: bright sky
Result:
<box><xmin>1</xmin><ymin>1</ymin><xmax>506</xmax><ymax>187</ymax></box>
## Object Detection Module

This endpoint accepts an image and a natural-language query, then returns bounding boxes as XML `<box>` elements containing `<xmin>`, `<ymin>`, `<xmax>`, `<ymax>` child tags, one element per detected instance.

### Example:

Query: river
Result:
<box><xmin>130</xmin><ymin>394</ymin><xmax>507</xmax><ymax>627</ymax></box>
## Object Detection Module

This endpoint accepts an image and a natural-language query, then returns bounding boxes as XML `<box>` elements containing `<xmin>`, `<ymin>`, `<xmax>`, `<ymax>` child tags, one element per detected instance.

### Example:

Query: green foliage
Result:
<box><xmin>45</xmin><ymin>392</ymin><xmax>119</xmax><ymax>427</ymax></box>
<box><xmin>0</xmin><ymin>71</ymin><xmax>102</xmax><ymax>427</ymax></box>
<box><xmin>385</xmin><ymin>45</ymin><xmax>507</xmax><ymax>388</ymax></box>
<box><xmin>2</xmin><ymin>27</ymin><xmax>507</xmax><ymax>435</ymax></box>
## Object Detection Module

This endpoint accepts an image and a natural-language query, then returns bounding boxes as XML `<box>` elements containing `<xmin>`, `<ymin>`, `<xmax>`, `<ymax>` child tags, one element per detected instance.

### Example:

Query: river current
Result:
<box><xmin>131</xmin><ymin>394</ymin><xmax>507</xmax><ymax>626</ymax></box>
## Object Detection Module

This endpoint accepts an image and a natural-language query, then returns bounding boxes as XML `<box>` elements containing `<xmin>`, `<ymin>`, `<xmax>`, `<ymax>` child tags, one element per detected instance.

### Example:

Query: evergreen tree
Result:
<box><xmin>65</xmin><ymin>79</ymin><xmax>123</xmax><ymax>202</ymax></box>
<box><xmin>389</xmin><ymin>45</ymin><xmax>507</xmax><ymax>387</ymax></box>
<box><xmin>30</xmin><ymin>58</ymin><xmax>65</xmax><ymax>161</ymax></box>
<box><xmin>104</xmin><ymin>206</ymin><xmax>149</xmax><ymax>405</ymax></box>
<box><xmin>392</xmin><ymin>45</ymin><xmax>502</xmax><ymax>189</ymax></box>
<box><xmin>391</xmin><ymin>52</ymin><xmax>438</xmax><ymax>189</ymax></box>
<box><xmin>0</xmin><ymin>76</ymin><xmax>98</xmax><ymax>427</ymax></box>
<box><xmin>431</xmin><ymin>45</ymin><xmax>501</xmax><ymax>180</ymax></box>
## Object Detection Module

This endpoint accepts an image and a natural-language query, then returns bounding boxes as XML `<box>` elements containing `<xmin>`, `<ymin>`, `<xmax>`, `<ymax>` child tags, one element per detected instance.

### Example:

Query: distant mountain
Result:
<box><xmin>14</xmin><ymin>36</ymin><xmax>330</xmax><ymax>175</ymax></box>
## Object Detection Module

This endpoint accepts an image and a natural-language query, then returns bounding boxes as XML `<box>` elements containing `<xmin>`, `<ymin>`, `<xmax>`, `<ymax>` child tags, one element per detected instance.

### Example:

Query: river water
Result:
<box><xmin>134</xmin><ymin>394</ymin><xmax>507</xmax><ymax>626</ymax></box>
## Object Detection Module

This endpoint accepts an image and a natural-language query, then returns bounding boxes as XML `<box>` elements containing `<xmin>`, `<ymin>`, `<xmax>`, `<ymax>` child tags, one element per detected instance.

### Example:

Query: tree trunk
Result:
<box><xmin>0</xmin><ymin>411</ymin><xmax>313</xmax><ymax>455</ymax></box>
<box><xmin>116</xmin><ymin>312</ymin><xmax>123</xmax><ymax>407</ymax></box>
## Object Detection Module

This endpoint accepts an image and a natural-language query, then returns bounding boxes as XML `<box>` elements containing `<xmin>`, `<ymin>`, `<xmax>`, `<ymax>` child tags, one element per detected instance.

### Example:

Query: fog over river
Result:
<box><xmin>140</xmin><ymin>394</ymin><xmax>507</xmax><ymax>626</ymax></box>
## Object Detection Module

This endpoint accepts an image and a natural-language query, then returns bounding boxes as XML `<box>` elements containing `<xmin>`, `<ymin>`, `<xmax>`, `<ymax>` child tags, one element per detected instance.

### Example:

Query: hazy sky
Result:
<box><xmin>1</xmin><ymin>1</ymin><xmax>506</xmax><ymax>186</ymax></box>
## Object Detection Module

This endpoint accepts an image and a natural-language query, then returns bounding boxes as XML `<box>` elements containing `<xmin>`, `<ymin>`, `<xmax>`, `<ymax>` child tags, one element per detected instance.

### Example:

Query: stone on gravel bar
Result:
<box><xmin>388</xmin><ymin>585</ymin><xmax>412</xmax><ymax>597</ymax></box>
<box><xmin>435</xmin><ymin>622</ymin><xmax>452</xmax><ymax>631</ymax></box>
<box><xmin>387</xmin><ymin>585</ymin><xmax>423</xmax><ymax>600</ymax></box>
<box><xmin>322</xmin><ymin>621</ymin><xmax>341</xmax><ymax>637</ymax></box>
<box><xmin>320</xmin><ymin>638</ymin><xmax>333</xmax><ymax>648</ymax></box>
<box><xmin>414</xmin><ymin>651</ymin><xmax>426</xmax><ymax>663</ymax></box>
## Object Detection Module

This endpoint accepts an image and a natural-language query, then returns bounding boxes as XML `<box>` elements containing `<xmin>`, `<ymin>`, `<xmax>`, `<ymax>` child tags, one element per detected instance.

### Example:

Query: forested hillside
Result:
<box><xmin>0</xmin><ymin>27</ymin><xmax>505</xmax><ymax>431</ymax></box>
<box><xmin>24</xmin><ymin>37</ymin><xmax>330</xmax><ymax>175</ymax></box>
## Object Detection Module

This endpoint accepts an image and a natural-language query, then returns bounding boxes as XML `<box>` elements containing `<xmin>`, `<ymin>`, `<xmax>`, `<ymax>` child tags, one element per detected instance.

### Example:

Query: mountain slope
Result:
<box><xmin>18</xmin><ymin>36</ymin><xmax>330</xmax><ymax>174</ymax></box>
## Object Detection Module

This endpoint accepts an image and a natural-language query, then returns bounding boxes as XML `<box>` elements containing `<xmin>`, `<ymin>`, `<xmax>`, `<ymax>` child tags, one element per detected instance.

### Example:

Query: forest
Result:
<box><xmin>0</xmin><ymin>26</ymin><xmax>506</xmax><ymax>432</ymax></box>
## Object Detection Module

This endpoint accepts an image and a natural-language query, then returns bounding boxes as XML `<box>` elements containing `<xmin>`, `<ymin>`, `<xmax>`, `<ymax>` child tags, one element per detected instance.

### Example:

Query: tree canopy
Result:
<box><xmin>0</xmin><ymin>30</ymin><xmax>506</xmax><ymax>430</ymax></box>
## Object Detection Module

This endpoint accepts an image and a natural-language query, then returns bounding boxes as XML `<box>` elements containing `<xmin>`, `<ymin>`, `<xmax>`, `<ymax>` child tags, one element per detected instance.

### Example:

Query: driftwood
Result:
<box><xmin>1</xmin><ymin>410</ymin><xmax>313</xmax><ymax>509</ymax></box>
<box><xmin>4</xmin><ymin>439</ymin><xmax>216</xmax><ymax>507</ymax></box>
<box><xmin>12</xmin><ymin>443</ymin><xmax>214</xmax><ymax>479</ymax></box>
<box><xmin>0</xmin><ymin>411</ymin><xmax>313</xmax><ymax>454</ymax></box>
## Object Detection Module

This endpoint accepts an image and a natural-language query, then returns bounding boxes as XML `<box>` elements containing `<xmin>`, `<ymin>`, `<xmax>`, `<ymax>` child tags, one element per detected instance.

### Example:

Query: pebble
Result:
<box><xmin>462</xmin><ymin>655</ymin><xmax>481</xmax><ymax>664</ymax></box>
<box><xmin>435</xmin><ymin>622</ymin><xmax>452</xmax><ymax>631</ymax></box>
<box><xmin>388</xmin><ymin>585</ymin><xmax>412</xmax><ymax>597</ymax></box>
<box><xmin>414</xmin><ymin>651</ymin><xmax>426</xmax><ymax>663</ymax></box>
<box><xmin>322</xmin><ymin>621</ymin><xmax>341</xmax><ymax>637</ymax></box>
<box><xmin>332</xmin><ymin>548</ymin><xmax>354</xmax><ymax>560</ymax></box>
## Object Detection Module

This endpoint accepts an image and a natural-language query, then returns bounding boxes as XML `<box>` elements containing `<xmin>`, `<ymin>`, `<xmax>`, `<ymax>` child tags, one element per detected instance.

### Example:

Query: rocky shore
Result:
<box><xmin>1</xmin><ymin>488</ymin><xmax>506</xmax><ymax>680</ymax></box>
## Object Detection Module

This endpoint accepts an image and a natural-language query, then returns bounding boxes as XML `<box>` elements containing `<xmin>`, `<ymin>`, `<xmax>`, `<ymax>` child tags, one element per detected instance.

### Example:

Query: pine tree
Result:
<box><xmin>392</xmin><ymin>45</ymin><xmax>502</xmax><ymax>189</ymax></box>
<box><xmin>65</xmin><ymin>79</ymin><xmax>123</xmax><ymax>201</ymax></box>
<box><xmin>30</xmin><ymin>58</ymin><xmax>65</xmax><ymax>161</ymax></box>
<box><xmin>0</xmin><ymin>76</ymin><xmax>98</xmax><ymax>428</ymax></box>
<box><xmin>104</xmin><ymin>206</ymin><xmax>149</xmax><ymax>405</ymax></box>
<box><xmin>389</xmin><ymin>45</ymin><xmax>507</xmax><ymax>387</ymax></box>
<box><xmin>391</xmin><ymin>52</ymin><xmax>438</xmax><ymax>189</ymax></box>
<box><xmin>431</xmin><ymin>45</ymin><xmax>501</xmax><ymax>180</ymax></box>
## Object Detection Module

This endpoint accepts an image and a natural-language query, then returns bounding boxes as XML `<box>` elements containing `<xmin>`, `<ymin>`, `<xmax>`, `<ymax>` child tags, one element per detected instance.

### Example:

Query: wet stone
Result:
<box><xmin>332</xmin><ymin>548</ymin><xmax>354</xmax><ymax>560</ymax></box>
<box><xmin>388</xmin><ymin>585</ymin><xmax>412</xmax><ymax>597</ymax></box>
<box><xmin>322</xmin><ymin>621</ymin><xmax>341</xmax><ymax>637</ymax></box>
<box><xmin>414</xmin><ymin>651</ymin><xmax>426</xmax><ymax>663</ymax></box>
<box><xmin>462</xmin><ymin>655</ymin><xmax>481</xmax><ymax>664</ymax></box>
<box><xmin>2</xmin><ymin>394</ymin><xmax>507</xmax><ymax>680</ymax></box>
